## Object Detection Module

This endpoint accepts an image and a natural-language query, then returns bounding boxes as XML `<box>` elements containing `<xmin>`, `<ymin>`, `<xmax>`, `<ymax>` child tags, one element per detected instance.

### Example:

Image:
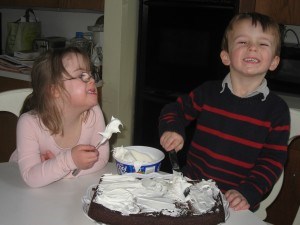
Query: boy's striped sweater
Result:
<box><xmin>159</xmin><ymin>80</ymin><xmax>290</xmax><ymax>210</ymax></box>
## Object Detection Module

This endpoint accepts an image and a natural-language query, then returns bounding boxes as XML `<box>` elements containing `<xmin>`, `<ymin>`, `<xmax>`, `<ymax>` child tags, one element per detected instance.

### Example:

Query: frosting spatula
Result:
<box><xmin>169</xmin><ymin>149</ymin><xmax>181</xmax><ymax>173</ymax></box>
<box><xmin>169</xmin><ymin>149</ymin><xmax>190</xmax><ymax>197</ymax></box>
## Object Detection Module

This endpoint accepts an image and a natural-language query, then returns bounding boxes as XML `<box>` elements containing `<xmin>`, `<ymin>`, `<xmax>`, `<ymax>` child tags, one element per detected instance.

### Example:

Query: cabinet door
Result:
<box><xmin>0</xmin><ymin>0</ymin><xmax>59</xmax><ymax>8</ymax></box>
<box><xmin>0</xmin><ymin>0</ymin><xmax>104</xmax><ymax>11</ymax></box>
<box><xmin>238</xmin><ymin>0</ymin><xmax>255</xmax><ymax>13</ymax></box>
<box><xmin>239</xmin><ymin>0</ymin><xmax>300</xmax><ymax>25</ymax></box>
<box><xmin>59</xmin><ymin>0</ymin><xmax>104</xmax><ymax>12</ymax></box>
<box><xmin>255</xmin><ymin>0</ymin><xmax>300</xmax><ymax>25</ymax></box>
<box><xmin>0</xmin><ymin>77</ymin><xmax>31</xmax><ymax>92</ymax></box>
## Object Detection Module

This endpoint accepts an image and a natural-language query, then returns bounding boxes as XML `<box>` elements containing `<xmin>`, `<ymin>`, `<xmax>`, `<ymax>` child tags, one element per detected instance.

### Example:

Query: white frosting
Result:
<box><xmin>98</xmin><ymin>116</ymin><xmax>123</xmax><ymax>145</ymax></box>
<box><xmin>93</xmin><ymin>173</ymin><xmax>225</xmax><ymax>217</ymax></box>
<box><xmin>113</xmin><ymin>146</ymin><xmax>155</xmax><ymax>172</ymax></box>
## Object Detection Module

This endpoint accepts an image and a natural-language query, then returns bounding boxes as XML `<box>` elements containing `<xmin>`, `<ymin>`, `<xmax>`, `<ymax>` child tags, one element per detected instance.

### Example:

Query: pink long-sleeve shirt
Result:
<box><xmin>10</xmin><ymin>105</ymin><xmax>109</xmax><ymax>188</ymax></box>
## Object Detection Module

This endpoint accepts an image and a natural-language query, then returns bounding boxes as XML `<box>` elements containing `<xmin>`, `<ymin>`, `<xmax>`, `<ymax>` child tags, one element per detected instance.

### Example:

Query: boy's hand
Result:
<box><xmin>160</xmin><ymin>131</ymin><xmax>184</xmax><ymax>152</ymax></box>
<box><xmin>225</xmin><ymin>189</ymin><xmax>250</xmax><ymax>211</ymax></box>
<box><xmin>71</xmin><ymin>145</ymin><xmax>99</xmax><ymax>170</ymax></box>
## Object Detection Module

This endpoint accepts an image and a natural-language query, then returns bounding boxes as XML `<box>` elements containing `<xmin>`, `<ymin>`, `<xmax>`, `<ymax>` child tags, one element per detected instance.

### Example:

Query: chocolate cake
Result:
<box><xmin>87</xmin><ymin>174</ymin><xmax>227</xmax><ymax>225</ymax></box>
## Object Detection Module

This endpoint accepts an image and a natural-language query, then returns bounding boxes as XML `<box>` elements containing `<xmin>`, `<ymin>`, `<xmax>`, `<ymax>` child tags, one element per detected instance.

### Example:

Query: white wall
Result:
<box><xmin>102</xmin><ymin>0</ymin><xmax>139</xmax><ymax>147</ymax></box>
<box><xmin>0</xmin><ymin>8</ymin><xmax>103</xmax><ymax>52</ymax></box>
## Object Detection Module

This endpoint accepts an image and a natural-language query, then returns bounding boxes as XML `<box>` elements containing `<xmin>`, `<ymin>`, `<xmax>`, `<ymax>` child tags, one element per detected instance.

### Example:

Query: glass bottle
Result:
<box><xmin>70</xmin><ymin>32</ymin><xmax>91</xmax><ymax>56</ymax></box>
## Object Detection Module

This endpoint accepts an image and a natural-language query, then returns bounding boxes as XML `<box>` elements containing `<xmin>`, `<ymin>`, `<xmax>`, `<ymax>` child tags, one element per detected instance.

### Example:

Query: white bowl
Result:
<box><xmin>113</xmin><ymin>146</ymin><xmax>165</xmax><ymax>174</ymax></box>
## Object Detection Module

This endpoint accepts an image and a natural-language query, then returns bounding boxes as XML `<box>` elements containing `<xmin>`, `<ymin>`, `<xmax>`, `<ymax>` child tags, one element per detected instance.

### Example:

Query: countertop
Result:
<box><xmin>0</xmin><ymin>70</ymin><xmax>31</xmax><ymax>82</ymax></box>
<box><xmin>0</xmin><ymin>70</ymin><xmax>103</xmax><ymax>87</ymax></box>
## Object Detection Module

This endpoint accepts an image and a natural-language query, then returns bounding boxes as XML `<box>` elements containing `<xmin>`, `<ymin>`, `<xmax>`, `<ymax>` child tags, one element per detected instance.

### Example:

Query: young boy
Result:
<box><xmin>159</xmin><ymin>12</ymin><xmax>290</xmax><ymax>211</ymax></box>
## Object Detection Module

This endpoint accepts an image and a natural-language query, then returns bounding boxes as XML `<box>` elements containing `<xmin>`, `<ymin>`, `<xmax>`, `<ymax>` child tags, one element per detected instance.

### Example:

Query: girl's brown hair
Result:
<box><xmin>221</xmin><ymin>12</ymin><xmax>282</xmax><ymax>56</ymax></box>
<box><xmin>21</xmin><ymin>47</ymin><xmax>91</xmax><ymax>135</ymax></box>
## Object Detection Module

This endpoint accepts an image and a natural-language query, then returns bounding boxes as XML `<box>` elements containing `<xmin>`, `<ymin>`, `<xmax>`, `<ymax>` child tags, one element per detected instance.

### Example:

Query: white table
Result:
<box><xmin>0</xmin><ymin>162</ymin><xmax>267</xmax><ymax>225</ymax></box>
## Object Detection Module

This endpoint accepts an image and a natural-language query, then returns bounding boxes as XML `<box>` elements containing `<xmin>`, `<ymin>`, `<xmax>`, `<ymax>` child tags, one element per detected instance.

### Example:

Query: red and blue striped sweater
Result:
<box><xmin>159</xmin><ymin>80</ymin><xmax>290</xmax><ymax>210</ymax></box>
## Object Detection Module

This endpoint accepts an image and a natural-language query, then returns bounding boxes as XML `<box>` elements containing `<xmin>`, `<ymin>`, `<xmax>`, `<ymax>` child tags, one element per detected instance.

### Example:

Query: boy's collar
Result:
<box><xmin>220</xmin><ymin>73</ymin><xmax>269</xmax><ymax>101</ymax></box>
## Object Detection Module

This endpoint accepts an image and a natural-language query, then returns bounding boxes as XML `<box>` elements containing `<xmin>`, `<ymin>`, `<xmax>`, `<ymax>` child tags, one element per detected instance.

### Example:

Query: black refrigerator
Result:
<box><xmin>0</xmin><ymin>12</ymin><xmax>2</xmax><ymax>54</ymax></box>
<box><xmin>133</xmin><ymin>0</ymin><xmax>238</xmax><ymax>172</ymax></box>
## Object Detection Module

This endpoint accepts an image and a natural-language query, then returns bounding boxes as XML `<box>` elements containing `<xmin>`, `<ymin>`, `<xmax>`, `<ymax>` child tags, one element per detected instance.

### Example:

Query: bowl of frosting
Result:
<box><xmin>112</xmin><ymin>146</ymin><xmax>165</xmax><ymax>174</ymax></box>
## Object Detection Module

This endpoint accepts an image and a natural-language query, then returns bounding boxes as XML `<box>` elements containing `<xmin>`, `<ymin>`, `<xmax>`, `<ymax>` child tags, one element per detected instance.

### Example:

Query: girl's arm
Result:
<box><xmin>17</xmin><ymin>113</ymin><xmax>77</xmax><ymax>187</ymax></box>
<box><xmin>16</xmin><ymin>105</ymin><xmax>110</xmax><ymax>187</ymax></box>
<box><xmin>74</xmin><ymin>105</ymin><xmax>110</xmax><ymax>176</ymax></box>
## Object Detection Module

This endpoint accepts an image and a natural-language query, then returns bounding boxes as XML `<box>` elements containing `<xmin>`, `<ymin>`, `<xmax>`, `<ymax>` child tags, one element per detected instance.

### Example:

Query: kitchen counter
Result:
<box><xmin>0</xmin><ymin>71</ymin><xmax>31</xmax><ymax>92</ymax></box>
<box><xmin>0</xmin><ymin>69</ymin><xmax>103</xmax><ymax>87</ymax></box>
<box><xmin>0</xmin><ymin>70</ymin><xmax>103</xmax><ymax>105</ymax></box>
<box><xmin>0</xmin><ymin>70</ymin><xmax>31</xmax><ymax>82</ymax></box>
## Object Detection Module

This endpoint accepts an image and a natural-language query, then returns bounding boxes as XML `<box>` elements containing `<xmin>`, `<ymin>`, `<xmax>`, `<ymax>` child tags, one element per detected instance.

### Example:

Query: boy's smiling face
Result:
<box><xmin>220</xmin><ymin>19</ymin><xmax>280</xmax><ymax>79</ymax></box>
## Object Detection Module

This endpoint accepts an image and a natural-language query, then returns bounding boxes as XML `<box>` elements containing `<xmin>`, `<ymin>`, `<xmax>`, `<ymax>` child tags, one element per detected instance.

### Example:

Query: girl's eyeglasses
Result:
<box><xmin>63</xmin><ymin>72</ymin><xmax>100</xmax><ymax>83</ymax></box>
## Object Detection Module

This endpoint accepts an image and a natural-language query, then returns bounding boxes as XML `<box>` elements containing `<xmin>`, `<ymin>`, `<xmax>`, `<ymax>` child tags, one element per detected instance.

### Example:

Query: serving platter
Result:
<box><xmin>81</xmin><ymin>173</ymin><xmax>230</xmax><ymax>224</ymax></box>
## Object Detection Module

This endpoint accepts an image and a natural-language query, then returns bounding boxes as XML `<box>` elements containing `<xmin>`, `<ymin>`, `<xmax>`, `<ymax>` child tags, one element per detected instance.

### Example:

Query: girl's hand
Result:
<box><xmin>71</xmin><ymin>145</ymin><xmax>99</xmax><ymax>170</ymax></box>
<box><xmin>41</xmin><ymin>150</ymin><xmax>55</xmax><ymax>162</ymax></box>
<box><xmin>225</xmin><ymin>189</ymin><xmax>250</xmax><ymax>211</ymax></box>
<box><xmin>160</xmin><ymin>131</ymin><xmax>184</xmax><ymax>152</ymax></box>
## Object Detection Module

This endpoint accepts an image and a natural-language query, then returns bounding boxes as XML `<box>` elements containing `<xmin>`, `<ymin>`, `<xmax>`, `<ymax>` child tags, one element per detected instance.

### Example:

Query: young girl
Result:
<box><xmin>9</xmin><ymin>47</ymin><xmax>109</xmax><ymax>188</ymax></box>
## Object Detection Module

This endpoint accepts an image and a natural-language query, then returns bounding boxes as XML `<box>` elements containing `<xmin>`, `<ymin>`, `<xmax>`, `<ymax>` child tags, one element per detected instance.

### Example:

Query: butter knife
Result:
<box><xmin>169</xmin><ymin>149</ymin><xmax>190</xmax><ymax>197</ymax></box>
<box><xmin>169</xmin><ymin>149</ymin><xmax>181</xmax><ymax>173</ymax></box>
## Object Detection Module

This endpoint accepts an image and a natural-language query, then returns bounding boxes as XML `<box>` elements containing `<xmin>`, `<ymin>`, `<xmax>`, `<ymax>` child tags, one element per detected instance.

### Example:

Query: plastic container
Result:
<box><xmin>113</xmin><ymin>146</ymin><xmax>165</xmax><ymax>174</ymax></box>
<box><xmin>70</xmin><ymin>32</ymin><xmax>91</xmax><ymax>55</ymax></box>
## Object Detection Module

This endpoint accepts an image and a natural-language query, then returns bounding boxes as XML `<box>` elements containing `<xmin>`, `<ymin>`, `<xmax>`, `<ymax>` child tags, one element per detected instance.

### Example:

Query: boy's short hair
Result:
<box><xmin>221</xmin><ymin>12</ymin><xmax>282</xmax><ymax>56</ymax></box>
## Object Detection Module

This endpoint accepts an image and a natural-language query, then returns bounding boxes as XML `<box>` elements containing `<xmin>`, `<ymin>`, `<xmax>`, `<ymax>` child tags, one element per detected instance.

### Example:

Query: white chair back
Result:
<box><xmin>290</xmin><ymin>108</ymin><xmax>300</xmax><ymax>142</ymax></box>
<box><xmin>0</xmin><ymin>88</ymin><xmax>32</xmax><ymax>162</ymax></box>
<box><xmin>293</xmin><ymin>206</ymin><xmax>300</xmax><ymax>225</ymax></box>
<box><xmin>0</xmin><ymin>88</ymin><xmax>32</xmax><ymax>116</ymax></box>
<box><xmin>255</xmin><ymin>108</ymin><xmax>300</xmax><ymax>221</ymax></box>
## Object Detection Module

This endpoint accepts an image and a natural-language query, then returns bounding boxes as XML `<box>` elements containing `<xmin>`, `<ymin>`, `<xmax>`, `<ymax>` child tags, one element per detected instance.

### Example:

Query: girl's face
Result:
<box><xmin>62</xmin><ymin>53</ymin><xmax>98</xmax><ymax>111</ymax></box>
<box><xmin>221</xmin><ymin>19</ymin><xmax>280</xmax><ymax>79</ymax></box>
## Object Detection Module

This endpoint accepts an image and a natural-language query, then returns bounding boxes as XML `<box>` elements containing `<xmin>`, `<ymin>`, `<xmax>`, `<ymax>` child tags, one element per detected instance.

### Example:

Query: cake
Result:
<box><xmin>86</xmin><ymin>173</ymin><xmax>228</xmax><ymax>225</ymax></box>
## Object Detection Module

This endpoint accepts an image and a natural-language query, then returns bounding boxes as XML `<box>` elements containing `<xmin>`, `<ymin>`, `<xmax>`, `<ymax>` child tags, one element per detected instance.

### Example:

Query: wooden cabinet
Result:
<box><xmin>0</xmin><ymin>111</ymin><xmax>18</xmax><ymax>162</ymax></box>
<box><xmin>238</xmin><ymin>0</ymin><xmax>256</xmax><ymax>13</ymax></box>
<box><xmin>59</xmin><ymin>0</ymin><xmax>104</xmax><ymax>12</ymax></box>
<box><xmin>0</xmin><ymin>76</ymin><xmax>31</xmax><ymax>92</ymax></box>
<box><xmin>255</xmin><ymin>0</ymin><xmax>300</xmax><ymax>25</ymax></box>
<box><xmin>0</xmin><ymin>0</ymin><xmax>104</xmax><ymax>12</ymax></box>
<box><xmin>0</xmin><ymin>76</ymin><xmax>31</xmax><ymax>162</ymax></box>
<box><xmin>0</xmin><ymin>0</ymin><xmax>59</xmax><ymax>8</ymax></box>
<box><xmin>239</xmin><ymin>0</ymin><xmax>300</xmax><ymax>25</ymax></box>
<box><xmin>0</xmin><ymin>74</ymin><xmax>102</xmax><ymax>105</ymax></box>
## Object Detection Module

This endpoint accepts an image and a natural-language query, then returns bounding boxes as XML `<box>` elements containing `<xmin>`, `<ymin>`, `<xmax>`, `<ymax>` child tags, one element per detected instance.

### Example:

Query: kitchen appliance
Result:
<box><xmin>133</xmin><ymin>0</ymin><xmax>237</xmax><ymax>172</ymax></box>
<box><xmin>0</xmin><ymin>12</ymin><xmax>2</xmax><ymax>54</ymax></box>
<box><xmin>267</xmin><ymin>44</ymin><xmax>300</xmax><ymax>95</ymax></box>
<box><xmin>32</xmin><ymin>36</ymin><xmax>66</xmax><ymax>53</ymax></box>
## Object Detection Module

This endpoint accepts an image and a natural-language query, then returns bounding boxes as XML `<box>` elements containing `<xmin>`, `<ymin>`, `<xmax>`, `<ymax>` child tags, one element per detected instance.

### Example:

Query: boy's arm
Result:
<box><xmin>159</xmin><ymin>101</ymin><xmax>186</xmax><ymax>139</ymax></box>
<box><xmin>159</xmin><ymin>88</ymin><xmax>202</xmax><ymax>139</ymax></box>
<box><xmin>236</xmin><ymin>106</ymin><xmax>290</xmax><ymax>209</ymax></box>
